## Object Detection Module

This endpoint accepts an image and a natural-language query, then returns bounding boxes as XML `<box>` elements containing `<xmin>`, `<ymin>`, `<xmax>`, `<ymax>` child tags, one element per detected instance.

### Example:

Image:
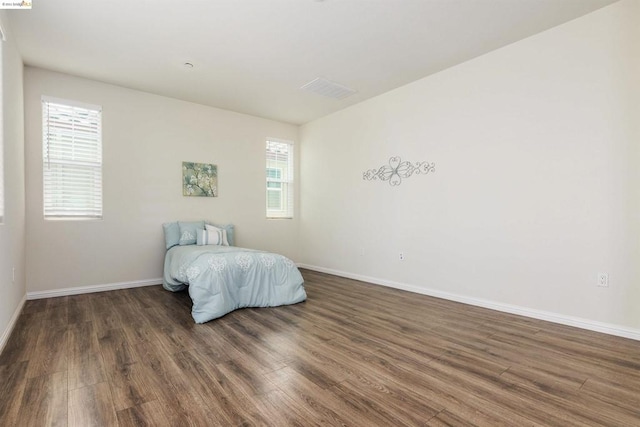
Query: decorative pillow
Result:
<box><xmin>178</xmin><ymin>221</ymin><xmax>205</xmax><ymax>246</ymax></box>
<box><xmin>162</xmin><ymin>222</ymin><xmax>180</xmax><ymax>249</ymax></box>
<box><xmin>197</xmin><ymin>228</ymin><xmax>225</xmax><ymax>246</ymax></box>
<box><xmin>206</xmin><ymin>222</ymin><xmax>235</xmax><ymax>246</ymax></box>
<box><xmin>205</xmin><ymin>224</ymin><xmax>229</xmax><ymax>246</ymax></box>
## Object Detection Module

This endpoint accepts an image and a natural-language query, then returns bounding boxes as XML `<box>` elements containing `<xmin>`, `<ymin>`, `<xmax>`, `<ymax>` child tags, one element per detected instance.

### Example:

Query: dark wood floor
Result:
<box><xmin>1</xmin><ymin>269</ymin><xmax>639</xmax><ymax>426</ymax></box>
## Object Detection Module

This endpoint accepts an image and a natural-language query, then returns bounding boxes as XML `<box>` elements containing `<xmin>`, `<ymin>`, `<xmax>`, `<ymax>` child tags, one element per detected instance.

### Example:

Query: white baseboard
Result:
<box><xmin>0</xmin><ymin>295</ymin><xmax>26</xmax><ymax>355</ymax></box>
<box><xmin>298</xmin><ymin>263</ymin><xmax>640</xmax><ymax>342</ymax></box>
<box><xmin>27</xmin><ymin>278</ymin><xmax>162</xmax><ymax>300</ymax></box>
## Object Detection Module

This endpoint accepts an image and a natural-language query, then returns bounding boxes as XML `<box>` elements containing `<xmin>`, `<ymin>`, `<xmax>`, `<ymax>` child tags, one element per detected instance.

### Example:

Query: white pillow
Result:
<box><xmin>196</xmin><ymin>228</ymin><xmax>226</xmax><ymax>246</ymax></box>
<box><xmin>203</xmin><ymin>224</ymin><xmax>229</xmax><ymax>246</ymax></box>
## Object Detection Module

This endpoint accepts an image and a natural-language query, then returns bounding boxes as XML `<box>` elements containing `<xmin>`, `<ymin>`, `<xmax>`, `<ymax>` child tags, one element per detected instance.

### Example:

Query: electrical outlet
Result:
<box><xmin>399</xmin><ymin>252</ymin><xmax>404</xmax><ymax>261</ymax></box>
<box><xmin>597</xmin><ymin>273</ymin><xmax>609</xmax><ymax>287</ymax></box>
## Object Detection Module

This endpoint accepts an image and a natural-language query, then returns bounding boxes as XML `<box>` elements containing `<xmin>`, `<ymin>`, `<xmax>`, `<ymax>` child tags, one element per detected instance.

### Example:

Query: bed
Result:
<box><xmin>162</xmin><ymin>223</ymin><xmax>306</xmax><ymax>323</ymax></box>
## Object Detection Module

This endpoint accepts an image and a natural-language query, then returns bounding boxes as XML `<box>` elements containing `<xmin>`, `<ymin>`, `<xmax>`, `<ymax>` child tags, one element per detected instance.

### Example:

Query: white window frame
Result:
<box><xmin>266</xmin><ymin>139</ymin><xmax>293</xmax><ymax>219</ymax></box>
<box><xmin>42</xmin><ymin>96</ymin><xmax>103</xmax><ymax>220</ymax></box>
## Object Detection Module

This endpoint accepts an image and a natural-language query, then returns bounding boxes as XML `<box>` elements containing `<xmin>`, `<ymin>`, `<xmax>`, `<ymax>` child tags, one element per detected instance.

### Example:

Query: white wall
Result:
<box><xmin>24</xmin><ymin>68</ymin><xmax>299</xmax><ymax>293</ymax></box>
<box><xmin>0</xmin><ymin>12</ymin><xmax>26</xmax><ymax>349</ymax></box>
<box><xmin>299</xmin><ymin>0</ymin><xmax>640</xmax><ymax>332</ymax></box>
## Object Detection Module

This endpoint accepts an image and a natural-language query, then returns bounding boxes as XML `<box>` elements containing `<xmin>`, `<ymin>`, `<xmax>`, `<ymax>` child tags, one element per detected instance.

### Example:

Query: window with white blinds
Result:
<box><xmin>266</xmin><ymin>139</ymin><xmax>293</xmax><ymax>219</ymax></box>
<box><xmin>42</xmin><ymin>97</ymin><xmax>103</xmax><ymax>219</ymax></box>
<box><xmin>0</xmin><ymin>30</ymin><xmax>4</xmax><ymax>224</ymax></box>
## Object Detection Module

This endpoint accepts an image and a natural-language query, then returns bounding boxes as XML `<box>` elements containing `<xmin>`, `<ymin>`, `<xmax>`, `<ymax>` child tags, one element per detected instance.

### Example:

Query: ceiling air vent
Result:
<box><xmin>300</xmin><ymin>77</ymin><xmax>356</xmax><ymax>100</ymax></box>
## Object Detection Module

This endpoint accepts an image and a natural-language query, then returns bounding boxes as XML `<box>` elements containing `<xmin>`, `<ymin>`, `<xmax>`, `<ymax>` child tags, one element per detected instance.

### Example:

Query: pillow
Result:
<box><xmin>197</xmin><ymin>228</ymin><xmax>226</xmax><ymax>246</ymax></box>
<box><xmin>204</xmin><ymin>224</ymin><xmax>229</xmax><ymax>246</ymax></box>
<box><xmin>206</xmin><ymin>222</ymin><xmax>235</xmax><ymax>246</ymax></box>
<box><xmin>178</xmin><ymin>221</ymin><xmax>205</xmax><ymax>246</ymax></box>
<box><xmin>162</xmin><ymin>222</ymin><xmax>180</xmax><ymax>249</ymax></box>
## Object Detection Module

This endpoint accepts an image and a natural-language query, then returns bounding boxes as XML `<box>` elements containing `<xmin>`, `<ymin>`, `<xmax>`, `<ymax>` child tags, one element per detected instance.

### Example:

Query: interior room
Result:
<box><xmin>1</xmin><ymin>0</ymin><xmax>638</xmax><ymax>425</ymax></box>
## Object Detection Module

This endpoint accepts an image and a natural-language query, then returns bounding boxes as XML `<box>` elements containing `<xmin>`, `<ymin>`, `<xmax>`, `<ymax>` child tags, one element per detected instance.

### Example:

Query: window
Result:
<box><xmin>266</xmin><ymin>167</ymin><xmax>283</xmax><ymax>210</ymax></box>
<box><xmin>266</xmin><ymin>139</ymin><xmax>293</xmax><ymax>218</ymax></box>
<box><xmin>0</xmin><ymin>27</ymin><xmax>5</xmax><ymax>224</ymax></box>
<box><xmin>42</xmin><ymin>97</ymin><xmax>103</xmax><ymax>219</ymax></box>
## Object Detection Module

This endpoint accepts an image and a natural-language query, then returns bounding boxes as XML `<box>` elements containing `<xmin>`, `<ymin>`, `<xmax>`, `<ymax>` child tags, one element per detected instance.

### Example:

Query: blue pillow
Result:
<box><xmin>178</xmin><ymin>221</ymin><xmax>205</xmax><ymax>245</ymax></box>
<box><xmin>206</xmin><ymin>222</ymin><xmax>235</xmax><ymax>246</ymax></box>
<box><xmin>162</xmin><ymin>222</ymin><xmax>180</xmax><ymax>249</ymax></box>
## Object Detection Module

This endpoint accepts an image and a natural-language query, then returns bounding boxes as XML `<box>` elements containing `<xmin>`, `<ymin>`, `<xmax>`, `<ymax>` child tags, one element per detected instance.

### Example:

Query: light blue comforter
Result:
<box><xmin>163</xmin><ymin>245</ymin><xmax>306</xmax><ymax>323</ymax></box>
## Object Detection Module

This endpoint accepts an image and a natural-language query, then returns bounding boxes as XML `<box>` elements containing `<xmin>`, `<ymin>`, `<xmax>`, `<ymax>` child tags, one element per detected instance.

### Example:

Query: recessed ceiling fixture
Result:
<box><xmin>300</xmin><ymin>77</ymin><xmax>356</xmax><ymax>100</ymax></box>
<box><xmin>183</xmin><ymin>62</ymin><xmax>194</xmax><ymax>68</ymax></box>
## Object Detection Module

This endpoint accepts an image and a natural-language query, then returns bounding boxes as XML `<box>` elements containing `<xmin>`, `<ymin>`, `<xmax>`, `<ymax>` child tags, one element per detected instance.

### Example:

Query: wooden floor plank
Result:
<box><xmin>0</xmin><ymin>269</ymin><xmax>639</xmax><ymax>426</ymax></box>
<box><xmin>0</xmin><ymin>361</ymin><xmax>29</xmax><ymax>426</ymax></box>
<box><xmin>265</xmin><ymin>366</ymin><xmax>368</xmax><ymax>426</ymax></box>
<box><xmin>25</xmin><ymin>325</ymin><xmax>68</xmax><ymax>379</ymax></box>
<box><xmin>168</xmin><ymin>350</ymin><xmax>243</xmax><ymax>425</ymax></box>
<box><xmin>106</xmin><ymin>362</ymin><xmax>157</xmax><ymax>411</ymax></box>
<box><xmin>68</xmin><ymin>320</ymin><xmax>101</xmax><ymax>359</ymax></box>
<box><xmin>116</xmin><ymin>400</ymin><xmax>175</xmax><ymax>427</ymax></box>
<box><xmin>17</xmin><ymin>370</ymin><xmax>67</xmax><ymax>427</ymax></box>
<box><xmin>98</xmin><ymin>327</ymin><xmax>136</xmax><ymax>370</ymax></box>
<box><xmin>0</xmin><ymin>312</ymin><xmax>43</xmax><ymax>366</ymax></box>
<box><xmin>68</xmin><ymin>382</ymin><xmax>118</xmax><ymax>427</ymax></box>
<box><xmin>427</xmin><ymin>409</ymin><xmax>478</xmax><ymax>427</ymax></box>
<box><xmin>67</xmin><ymin>294</ymin><xmax>94</xmax><ymax>324</ymax></box>
<box><xmin>252</xmin><ymin>388</ymin><xmax>324</xmax><ymax>426</ymax></box>
<box><xmin>68</xmin><ymin>351</ymin><xmax>107</xmax><ymax>391</ymax></box>
<box><xmin>133</xmin><ymin>340</ymin><xmax>230</xmax><ymax>426</ymax></box>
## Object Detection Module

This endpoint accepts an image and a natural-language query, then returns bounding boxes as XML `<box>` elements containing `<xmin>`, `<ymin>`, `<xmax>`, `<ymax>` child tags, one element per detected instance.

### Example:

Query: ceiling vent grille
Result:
<box><xmin>300</xmin><ymin>77</ymin><xmax>356</xmax><ymax>100</ymax></box>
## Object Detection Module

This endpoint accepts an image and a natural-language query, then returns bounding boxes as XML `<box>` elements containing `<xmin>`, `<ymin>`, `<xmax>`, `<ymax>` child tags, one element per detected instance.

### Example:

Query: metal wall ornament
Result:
<box><xmin>363</xmin><ymin>156</ymin><xmax>435</xmax><ymax>186</ymax></box>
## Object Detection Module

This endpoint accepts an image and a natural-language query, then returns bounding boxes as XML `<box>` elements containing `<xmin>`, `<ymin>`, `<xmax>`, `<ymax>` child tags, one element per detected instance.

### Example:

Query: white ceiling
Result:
<box><xmin>7</xmin><ymin>0</ymin><xmax>617</xmax><ymax>125</ymax></box>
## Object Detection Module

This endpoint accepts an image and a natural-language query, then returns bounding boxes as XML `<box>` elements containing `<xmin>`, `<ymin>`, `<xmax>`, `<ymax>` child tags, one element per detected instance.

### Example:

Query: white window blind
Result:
<box><xmin>0</xmin><ymin>29</ymin><xmax>4</xmax><ymax>224</ymax></box>
<box><xmin>42</xmin><ymin>97</ymin><xmax>103</xmax><ymax>219</ymax></box>
<box><xmin>266</xmin><ymin>139</ymin><xmax>293</xmax><ymax>219</ymax></box>
<box><xmin>266</xmin><ymin>168</ymin><xmax>283</xmax><ymax>210</ymax></box>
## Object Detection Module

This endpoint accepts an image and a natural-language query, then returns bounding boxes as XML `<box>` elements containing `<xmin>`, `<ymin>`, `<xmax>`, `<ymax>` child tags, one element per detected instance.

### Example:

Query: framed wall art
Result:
<box><xmin>182</xmin><ymin>161</ymin><xmax>218</xmax><ymax>197</ymax></box>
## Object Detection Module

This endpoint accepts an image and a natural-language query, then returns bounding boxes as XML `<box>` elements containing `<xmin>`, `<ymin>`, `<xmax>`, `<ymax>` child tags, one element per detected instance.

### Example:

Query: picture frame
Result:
<box><xmin>182</xmin><ymin>161</ymin><xmax>218</xmax><ymax>197</ymax></box>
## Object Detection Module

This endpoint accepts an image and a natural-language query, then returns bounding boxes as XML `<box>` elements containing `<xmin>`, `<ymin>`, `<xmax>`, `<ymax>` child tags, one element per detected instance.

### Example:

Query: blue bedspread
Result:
<box><xmin>163</xmin><ymin>245</ymin><xmax>306</xmax><ymax>323</ymax></box>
